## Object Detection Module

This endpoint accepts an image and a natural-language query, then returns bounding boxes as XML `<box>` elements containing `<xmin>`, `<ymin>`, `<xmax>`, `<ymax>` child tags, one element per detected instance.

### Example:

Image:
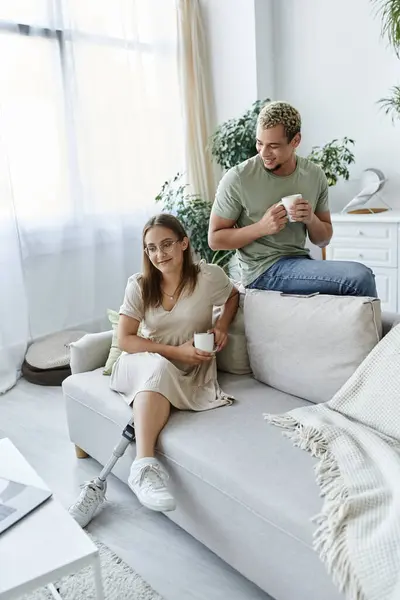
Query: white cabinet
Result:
<box><xmin>326</xmin><ymin>212</ymin><xmax>400</xmax><ymax>313</ymax></box>
<box><xmin>373</xmin><ymin>267</ymin><xmax>398</xmax><ymax>310</ymax></box>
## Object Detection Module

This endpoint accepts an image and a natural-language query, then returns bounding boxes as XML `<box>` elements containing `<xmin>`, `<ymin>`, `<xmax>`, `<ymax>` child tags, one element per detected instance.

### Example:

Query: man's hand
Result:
<box><xmin>289</xmin><ymin>199</ymin><xmax>314</xmax><ymax>225</ymax></box>
<box><xmin>259</xmin><ymin>203</ymin><xmax>288</xmax><ymax>236</ymax></box>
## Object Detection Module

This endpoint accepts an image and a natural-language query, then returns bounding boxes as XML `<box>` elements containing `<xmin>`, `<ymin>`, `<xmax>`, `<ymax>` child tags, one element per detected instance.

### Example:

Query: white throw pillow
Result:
<box><xmin>213</xmin><ymin>292</ymin><xmax>252</xmax><ymax>375</ymax></box>
<box><xmin>244</xmin><ymin>290</ymin><xmax>382</xmax><ymax>404</ymax></box>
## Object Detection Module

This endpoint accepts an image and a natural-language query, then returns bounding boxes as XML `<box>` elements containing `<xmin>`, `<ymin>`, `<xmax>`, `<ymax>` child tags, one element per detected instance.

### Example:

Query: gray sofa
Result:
<box><xmin>62</xmin><ymin>312</ymin><xmax>399</xmax><ymax>600</ymax></box>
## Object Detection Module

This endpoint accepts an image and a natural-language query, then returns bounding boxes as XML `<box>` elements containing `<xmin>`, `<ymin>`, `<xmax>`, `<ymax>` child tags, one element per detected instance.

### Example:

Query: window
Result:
<box><xmin>0</xmin><ymin>1</ymin><xmax>183</xmax><ymax>226</ymax></box>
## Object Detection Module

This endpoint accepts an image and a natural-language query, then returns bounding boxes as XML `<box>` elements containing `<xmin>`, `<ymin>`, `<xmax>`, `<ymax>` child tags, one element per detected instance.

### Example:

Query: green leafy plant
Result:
<box><xmin>378</xmin><ymin>84</ymin><xmax>400</xmax><ymax>121</ymax></box>
<box><xmin>372</xmin><ymin>0</ymin><xmax>400</xmax><ymax>120</ymax></box>
<box><xmin>155</xmin><ymin>173</ymin><xmax>233</xmax><ymax>271</ymax></box>
<box><xmin>209</xmin><ymin>98</ymin><xmax>270</xmax><ymax>170</ymax></box>
<box><xmin>308</xmin><ymin>137</ymin><xmax>356</xmax><ymax>187</ymax></box>
<box><xmin>373</xmin><ymin>0</ymin><xmax>400</xmax><ymax>56</ymax></box>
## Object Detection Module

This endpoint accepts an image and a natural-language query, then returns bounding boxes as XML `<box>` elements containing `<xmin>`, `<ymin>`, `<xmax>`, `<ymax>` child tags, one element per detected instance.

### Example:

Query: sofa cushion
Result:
<box><xmin>64</xmin><ymin>368</ymin><xmax>132</xmax><ymax>424</ymax></box>
<box><xmin>162</xmin><ymin>373</ymin><xmax>322</xmax><ymax>546</ymax></box>
<box><xmin>244</xmin><ymin>290</ymin><xmax>382</xmax><ymax>404</ymax></box>
<box><xmin>63</xmin><ymin>369</ymin><xmax>320</xmax><ymax>547</ymax></box>
<box><xmin>213</xmin><ymin>293</ymin><xmax>251</xmax><ymax>375</ymax></box>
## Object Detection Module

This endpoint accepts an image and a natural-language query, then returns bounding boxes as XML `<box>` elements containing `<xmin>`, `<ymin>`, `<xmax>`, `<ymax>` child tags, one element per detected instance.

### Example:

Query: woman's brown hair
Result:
<box><xmin>141</xmin><ymin>213</ymin><xmax>199</xmax><ymax>310</ymax></box>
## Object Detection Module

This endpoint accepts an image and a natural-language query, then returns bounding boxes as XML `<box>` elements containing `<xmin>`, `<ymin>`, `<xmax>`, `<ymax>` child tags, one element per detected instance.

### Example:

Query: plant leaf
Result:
<box><xmin>209</xmin><ymin>98</ymin><xmax>270</xmax><ymax>170</ymax></box>
<box><xmin>307</xmin><ymin>138</ymin><xmax>356</xmax><ymax>186</ymax></box>
<box><xmin>372</xmin><ymin>0</ymin><xmax>400</xmax><ymax>56</ymax></box>
<box><xmin>378</xmin><ymin>85</ymin><xmax>400</xmax><ymax>122</ymax></box>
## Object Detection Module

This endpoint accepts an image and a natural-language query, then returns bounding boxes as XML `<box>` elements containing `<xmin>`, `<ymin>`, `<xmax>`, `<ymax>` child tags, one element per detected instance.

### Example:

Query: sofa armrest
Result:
<box><xmin>69</xmin><ymin>330</ymin><xmax>113</xmax><ymax>374</ymax></box>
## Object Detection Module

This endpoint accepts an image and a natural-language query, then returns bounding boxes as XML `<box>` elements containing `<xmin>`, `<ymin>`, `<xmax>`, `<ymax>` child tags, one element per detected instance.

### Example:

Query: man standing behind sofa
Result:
<box><xmin>208</xmin><ymin>101</ymin><xmax>377</xmax><ymax>297</ymax></box>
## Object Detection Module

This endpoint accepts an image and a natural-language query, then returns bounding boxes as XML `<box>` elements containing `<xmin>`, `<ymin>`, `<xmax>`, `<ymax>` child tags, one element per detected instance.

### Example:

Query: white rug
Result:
<box><xmin>22</xmin><ymin>535</ymin><xmax>163</xmax><ymax>600</ymax></box>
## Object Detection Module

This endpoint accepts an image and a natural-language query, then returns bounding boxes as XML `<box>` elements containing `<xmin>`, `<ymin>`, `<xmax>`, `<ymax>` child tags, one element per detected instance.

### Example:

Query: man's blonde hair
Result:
<box><xmin>258</xmin><ymin>101</ymin><xmax>301</xmax><ymax>141</ymax></box>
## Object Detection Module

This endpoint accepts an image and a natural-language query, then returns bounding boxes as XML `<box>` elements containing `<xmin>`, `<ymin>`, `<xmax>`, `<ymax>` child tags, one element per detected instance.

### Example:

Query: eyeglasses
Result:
<box><xmin>145</xmin><ymin>239</ymin><xmax>180</xmax><ymax>257</ymax></box>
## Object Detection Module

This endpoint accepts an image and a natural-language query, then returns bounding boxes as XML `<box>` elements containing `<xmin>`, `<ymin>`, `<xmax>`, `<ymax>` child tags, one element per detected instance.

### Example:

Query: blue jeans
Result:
<box><xmin>247</xmin><ymin>256</ymin><xmax>377</xmax><ymax>297</ymax></box>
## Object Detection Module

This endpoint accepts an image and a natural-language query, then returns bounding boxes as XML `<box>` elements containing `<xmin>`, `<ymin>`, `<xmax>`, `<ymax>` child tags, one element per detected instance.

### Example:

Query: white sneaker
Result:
<box><xmin>128</xmin><ymin>458</ymin><xmax>176</xmax><ymax>512</ymax></box>
<box><xmin>69</xmin><ymin>479</ymin><xmax>106</xmax><ymax>527</ymax></box>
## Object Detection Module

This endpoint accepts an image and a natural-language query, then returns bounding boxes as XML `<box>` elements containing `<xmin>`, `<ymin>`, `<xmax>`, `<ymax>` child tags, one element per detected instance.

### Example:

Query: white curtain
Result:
<box><xmin>177</xmin><ymin>0</ymin><xmax>216</xmax><ymax>202</ymax></box>
<box><xmin>0</xmin><ymin>0</ymin><xmax>184</xmax><ymax>393</ymax></box>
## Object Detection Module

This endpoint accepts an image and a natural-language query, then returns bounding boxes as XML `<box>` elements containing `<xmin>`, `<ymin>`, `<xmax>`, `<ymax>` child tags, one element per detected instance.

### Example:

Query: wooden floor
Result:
<box><xmin>0</xmin><ymin>379</ymin><xmax>272</xmax><ymax>600</ymax></box>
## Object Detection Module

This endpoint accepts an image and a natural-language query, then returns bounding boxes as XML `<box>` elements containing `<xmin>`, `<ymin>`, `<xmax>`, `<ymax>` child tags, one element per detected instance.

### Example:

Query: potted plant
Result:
<box><xmin>307</xmin><ymin>137</ymin><xmax>356</xmax><ymax>186</ymax></box>
<box><xmin>209</xmin><ymin>99</ymin><xmax>270</xmax><ymax>170</ymax></box>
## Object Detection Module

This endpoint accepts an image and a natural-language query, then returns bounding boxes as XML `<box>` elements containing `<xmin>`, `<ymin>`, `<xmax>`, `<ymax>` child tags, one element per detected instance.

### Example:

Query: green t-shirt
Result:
<box><xmin>212</xmin><ymin>154</ymin><xmax>329</xmax><ymax>286</ymax></box>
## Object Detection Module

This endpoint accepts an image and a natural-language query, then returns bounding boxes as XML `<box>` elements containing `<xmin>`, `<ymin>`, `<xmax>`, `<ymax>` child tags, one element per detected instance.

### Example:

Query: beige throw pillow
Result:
<box><xmin>244</xmin><ymin>290</ymin><xmax>382</xmax><ymax>404</ymax></box>
<box><xmin>213</xmin><ymin>293</ymin><xmax>252</xmax><ymax>375</ymax></box>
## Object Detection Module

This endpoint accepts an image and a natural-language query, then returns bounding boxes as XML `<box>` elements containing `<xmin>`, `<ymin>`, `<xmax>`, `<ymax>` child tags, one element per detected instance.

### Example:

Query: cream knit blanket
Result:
<box><xmin>265</xmin><ymin>324</ymin><xmax>400</xmax><ymax>600</ymax></box>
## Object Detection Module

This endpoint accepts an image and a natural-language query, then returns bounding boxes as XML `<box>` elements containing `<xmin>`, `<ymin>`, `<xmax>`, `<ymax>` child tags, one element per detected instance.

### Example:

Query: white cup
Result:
<box><xmin>280</xmin><ymin>194</ymin><xmax>302</xmax><ymax>222</ymax></box>
<box><xmin>194</xmin><ymin>332</ymin><xmax>214</xmax><ymax>353</ymax></box>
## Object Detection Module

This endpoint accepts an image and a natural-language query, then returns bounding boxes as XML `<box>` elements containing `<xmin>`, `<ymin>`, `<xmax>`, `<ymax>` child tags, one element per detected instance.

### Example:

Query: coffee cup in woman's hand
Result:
<box><xmin>194</xmin><ymin>332</ymin><xmax>215</xmax><ymax>353</ymax></box>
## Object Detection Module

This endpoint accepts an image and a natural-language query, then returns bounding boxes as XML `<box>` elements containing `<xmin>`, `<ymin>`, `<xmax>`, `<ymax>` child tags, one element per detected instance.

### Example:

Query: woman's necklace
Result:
<box><xmin>161</xmin><ymin>283</ymin><xmax>180</xmax><ymax>301</ymax></box>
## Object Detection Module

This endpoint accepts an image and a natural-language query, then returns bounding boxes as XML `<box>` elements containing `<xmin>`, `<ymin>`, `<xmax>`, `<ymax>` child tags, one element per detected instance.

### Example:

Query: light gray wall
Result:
<box><xmin>201</xmin><ymin>0</ymin><xmax>258</xmax><ymax>126</ymax></box>
<box><xmin>272</xmin><ymin>0</ymin><xmax>400</xmax><ymax>212</ymax></box>
<box><xmin>254</xmin><ymin>0</ymin><xmax>275</xmax><ymax>101</ymax></box>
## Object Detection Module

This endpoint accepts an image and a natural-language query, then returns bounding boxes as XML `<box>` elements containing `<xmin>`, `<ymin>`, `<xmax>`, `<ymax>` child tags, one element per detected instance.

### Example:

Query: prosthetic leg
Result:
<box><xmin>91</xmin><ymin>421</ymin><xmax>136</xmax><ymax>487</ymax></box>
<box><xmin>68</xmin><ymin>421</ymin><xmax>136</xmax><ymax>527</ymax></box>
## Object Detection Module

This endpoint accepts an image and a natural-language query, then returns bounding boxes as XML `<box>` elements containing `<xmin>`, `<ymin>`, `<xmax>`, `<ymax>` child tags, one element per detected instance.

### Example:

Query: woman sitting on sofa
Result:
<box><xmin>91</xmin><ymin>213</ymin><xmax>237</xmax><ymax>515</ymax></box>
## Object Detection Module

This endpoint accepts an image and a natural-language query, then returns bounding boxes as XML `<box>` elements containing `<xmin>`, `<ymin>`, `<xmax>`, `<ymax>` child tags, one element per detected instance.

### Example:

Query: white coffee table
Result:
<box><xmin>0</xmin><ymin>438</ymin><xmax>104</xmax><ymax>600</ymax></box>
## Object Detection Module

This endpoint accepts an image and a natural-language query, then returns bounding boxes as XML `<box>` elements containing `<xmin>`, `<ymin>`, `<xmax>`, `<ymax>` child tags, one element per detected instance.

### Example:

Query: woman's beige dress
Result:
<box><xmin>110</xmin><ymin>261</ymin><xmax>234</xmax><ymax>411</ymax></box>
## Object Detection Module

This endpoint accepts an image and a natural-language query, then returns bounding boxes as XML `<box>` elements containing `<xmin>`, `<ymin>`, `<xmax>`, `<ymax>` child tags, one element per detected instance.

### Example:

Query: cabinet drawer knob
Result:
<box><xmin>359</xmin><ymin>253</ymin><xmax>364</xmax><ymax>258</ymax></box>
<box><xmin>357</xmin><ymin>230</ymin><xmax>364</xmax><ymax>236</ymax></box>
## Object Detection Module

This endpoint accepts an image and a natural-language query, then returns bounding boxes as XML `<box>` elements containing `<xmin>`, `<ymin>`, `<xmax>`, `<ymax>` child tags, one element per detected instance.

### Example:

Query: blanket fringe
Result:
<box><xmin>264</xmin><ymin>413</ymin><xmax>365</xmax><ymax>600</ymax></box>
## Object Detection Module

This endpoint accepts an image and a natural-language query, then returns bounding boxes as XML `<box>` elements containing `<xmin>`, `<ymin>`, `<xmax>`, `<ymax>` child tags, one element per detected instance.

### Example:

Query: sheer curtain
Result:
<box><xmin>0</xmin><ymin>0</ymin><xmax>183</xmax><ymax>393</ymax></box>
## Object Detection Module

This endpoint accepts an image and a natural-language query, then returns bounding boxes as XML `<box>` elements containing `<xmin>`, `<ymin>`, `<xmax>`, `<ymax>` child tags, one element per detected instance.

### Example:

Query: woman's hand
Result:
<box><xmin>208</xmin><ymin>324</ymin><xmax>228</xmax><ymax>352</ymax></box>
<box><xmin>174</xmin><ymin>340</ymin><xmax>213</xmax><ymax>366</ymax></box>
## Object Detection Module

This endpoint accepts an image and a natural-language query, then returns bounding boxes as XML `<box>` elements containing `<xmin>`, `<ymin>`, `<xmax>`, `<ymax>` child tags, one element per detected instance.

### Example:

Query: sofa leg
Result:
<box><xmin>74</xmin><ymin>444</ymin><xmax>89</xmax><ymax>459</ymax></box>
